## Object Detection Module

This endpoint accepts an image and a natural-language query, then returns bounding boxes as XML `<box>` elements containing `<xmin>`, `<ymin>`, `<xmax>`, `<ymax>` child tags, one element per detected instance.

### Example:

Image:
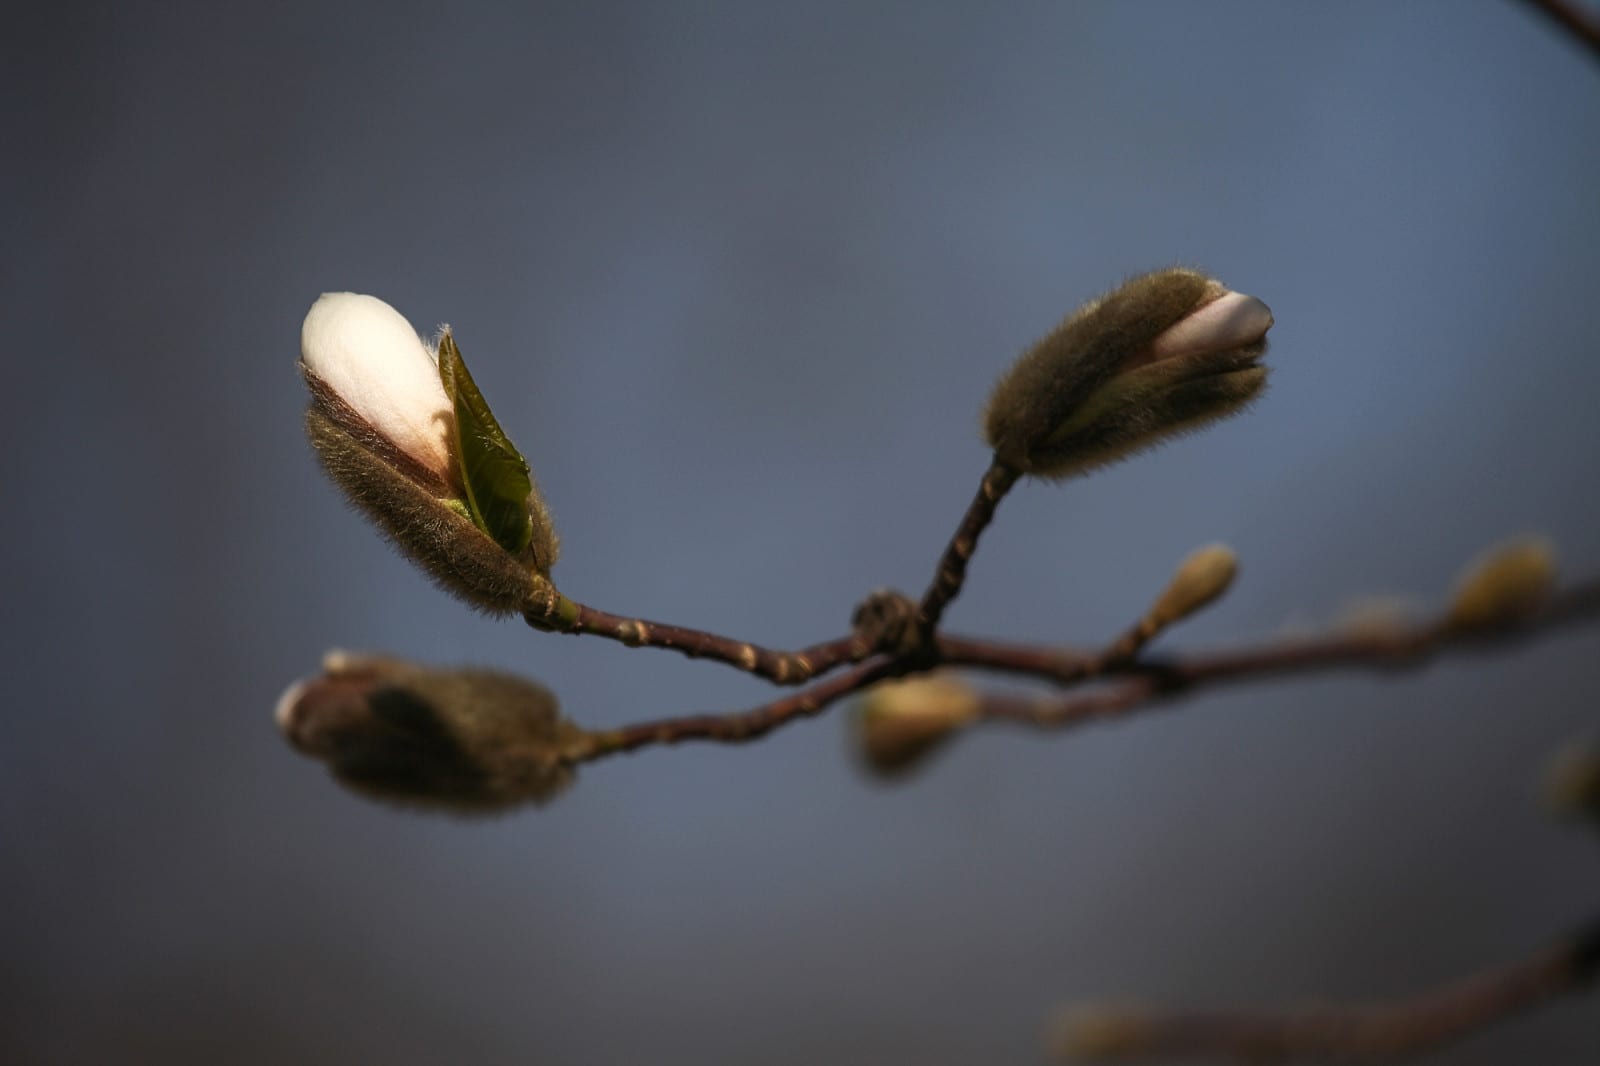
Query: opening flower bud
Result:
<box><xmin>854</xmin><ymin>672</ymin><xmax>980</xmax><ymax>777</ymax></box>
<box><xmin>299</xmin><ymin>293</ymin><xmax>560</xmax><ymax>614</ymax></box>
<box><xmin>275</xmin><ymin>651</ymin><xmax>584</xmax><ymax>813</ymax></box>
<box><xmin>983</xmin><ymin>268</ymin><xmax>1273</xmax><ymax>478</ymax></box>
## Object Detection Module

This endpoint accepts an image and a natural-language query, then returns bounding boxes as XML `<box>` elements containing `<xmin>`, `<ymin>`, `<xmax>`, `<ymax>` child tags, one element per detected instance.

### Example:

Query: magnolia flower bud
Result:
<box><xmin>1447</xmin><ymin>535</ymin><xmax>1556</xmax><ymax>630</ymax></box>
<box><xmin>854</xmin><ymin>672</ymin><xmax>980</xmax><ymax>777</ymax></box>
<box><xmin>275</xmin><ymin>651</ymin><xmax>583</xmax><ymax>812</ymax></box>
<box><xmin>300</xmin><ymin>293</ymin><xmax>559</xmax><ymax>614</ymax></box>
<box><xmin>984</xmin><ymin>268</ymin><xmax>1272</xmax><ymax>478</ymax></box>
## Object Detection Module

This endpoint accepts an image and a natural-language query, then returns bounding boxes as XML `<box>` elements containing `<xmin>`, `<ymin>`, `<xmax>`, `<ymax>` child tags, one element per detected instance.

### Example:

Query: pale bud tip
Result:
<box><xmin>1148</xmin><ymin>289</ymin><xmax>1274</xmax><ymax>362</ymax></box>
<box><xmin>273</xmin><ymin>678</ymin><xmax>310</xmax><ymax>733</ymax></box>
<box><xmin>299</xmin><ymin>291</ymin><xmax>455</xmax><ymax>480</ymax></box>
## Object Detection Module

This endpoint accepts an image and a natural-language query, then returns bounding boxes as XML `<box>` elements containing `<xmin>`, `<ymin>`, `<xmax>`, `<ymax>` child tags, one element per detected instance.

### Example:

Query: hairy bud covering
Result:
<box><xmin>984</xmin><ymin>268</ymin><xmax>1272</xmax><ymax>478</ymax></box>
<box><xmin>275</xmin><ymin>651</ymin><xmax>583</xmax><ymax>813</ymax></box>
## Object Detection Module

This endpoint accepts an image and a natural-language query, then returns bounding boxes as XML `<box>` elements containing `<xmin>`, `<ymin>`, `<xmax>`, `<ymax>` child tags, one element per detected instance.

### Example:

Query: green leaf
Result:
<box><xmin>437</xmin><ymin>331</ymin><xmax>534</xmax><ymax>555</ymax></box>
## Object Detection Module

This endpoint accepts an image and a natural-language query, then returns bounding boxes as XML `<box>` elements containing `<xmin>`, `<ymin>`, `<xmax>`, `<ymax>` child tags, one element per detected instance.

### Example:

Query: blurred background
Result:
<box><xmin>5</xmin><ymin>1</ymin><xmax>1599</xmax><ymax>1062</ymax></box>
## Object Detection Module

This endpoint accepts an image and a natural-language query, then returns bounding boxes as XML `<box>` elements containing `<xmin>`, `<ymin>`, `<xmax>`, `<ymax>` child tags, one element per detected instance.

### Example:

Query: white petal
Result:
<box><xmin>1148</xmin><ymin>290</ymin><xmax>1273</xmax><ymax>361</ymax></box>
<box><xmin>301</xmin><ymin>293</ymin><xmax>454</xmax><ymax>479</ymax></box>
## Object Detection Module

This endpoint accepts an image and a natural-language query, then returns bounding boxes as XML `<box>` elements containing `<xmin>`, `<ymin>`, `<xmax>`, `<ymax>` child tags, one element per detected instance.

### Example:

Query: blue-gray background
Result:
<box><xmin>5</xmin><ymin>2</ymin><xmax>1598</xmax><ymax>1063</ymax></box>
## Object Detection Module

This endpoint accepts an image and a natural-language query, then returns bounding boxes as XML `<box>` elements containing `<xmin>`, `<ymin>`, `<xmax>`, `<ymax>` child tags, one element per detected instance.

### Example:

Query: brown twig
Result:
<box><xmin>567</xmin><ymin>578</ymin><xmax>1600</xmax><ymax>765</ymax></box>
<box><xmin>571</xmin><ymin>657</ymin><xmax>905</xmax><ymax>762</ymax></box>
<box><xmin>525</xmin><ymin>457</ymin><xmax>1022</xmax><ymax>684</ymax></box>
<box><xmin>1051</xmin><ymin>916</ymin><xmax>1600</xmax><ymax>1061</ymax></box>
<box><xmin>973</xmin><ymin>577</ymin><xmax>1600</xmax><ymax>732</ymax></box>
<box><xmin>527</xmin><ymin>599</ymin><xmax>871</xmax><ymax>685</ymax></box>
<box><xmin>917</xmin><ymin>458</ymin><xmax>1022</xmax><ymax>642</ymax></box>
<box><xmin>1520</xmin><ymin>0</ymin><xmax>1600</xmax><ymax>61</ymax></box>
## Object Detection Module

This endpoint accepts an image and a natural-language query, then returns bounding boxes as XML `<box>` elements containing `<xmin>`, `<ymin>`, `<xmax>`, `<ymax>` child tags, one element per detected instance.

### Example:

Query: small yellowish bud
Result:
<box><xmin>854</xmin><ymin>673</ymin><xmax>980</xmax><ymax>777</ymax></box>
<box><xmin>1448</xmin><ymin>536</ymin><xmax>1556</xmax><ymax>630</ymax></box>
<box><xmin>1149</xmin><ymin>543</ymin><xmax>1238</xmax><ymax>628</ymax></box>
<box><xmin>984</xmin><ymin>268</ymin><xmax>1272</xmax><ymax>479</ymax></box>
<box><xmin>1544</xmin><ymin>741</ymin><xmax>1600</xmax><ymax>822</ymax></box>
<box><xmin>275</xmin><ymin>651</ymin><xmax>584</xmax><ymax>813</ymax></box>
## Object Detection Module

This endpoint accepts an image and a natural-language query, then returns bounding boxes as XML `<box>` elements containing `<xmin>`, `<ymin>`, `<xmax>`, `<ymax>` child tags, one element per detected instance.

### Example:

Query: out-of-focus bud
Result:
<box><xmin>1049</xmin><ymin>1004</ymin><xmax>1150</xmax><ymax>1061</ymax></box>
<box><xmin>1544</xmin><ymin>740</ymin><xmax>1600</xmax><ymax>824</ymax></box>
<box><xmin>1333</xmin><ymin>594</ymin><xmax>1423</xmax><ymax>639</ymax></box>
<box><xmin>1447</xmin><ymin>535</ymin><xmax>1556</xmax><ymax>630</ymax></box>
<box><xmin>854</xmin><ymin>672</ymin><xmax>980</xmax><ymax>777</ymax></box>
<box><xmin>300</xmin><ymin>293</ymin><xmax>559</xmax><ymax>615</ymax></box>
<box><xmin>275</xmin><ymin>651</ymin><xmax>584</xmax><ymax>813</ymax></box>
<box><xmin>1149</xmin><ymin>543</ymin><xmax>1238</xmax><ymax>630</ymax></box>
<box><xmin>984</xmin><ymin>269</ymin><xmax>1272</xmax><ymax>478</ymax></box>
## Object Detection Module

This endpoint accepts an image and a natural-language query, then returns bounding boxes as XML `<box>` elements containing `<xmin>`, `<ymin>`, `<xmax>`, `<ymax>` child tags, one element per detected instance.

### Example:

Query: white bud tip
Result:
<box><xmin>300</xmin><ymin>292</ymin><xmax>455</xmax><ymax>480</ymax></box>
<box><xmin>1149</xmin><ymin>289</ymin><xmax>1274</xmax><ymax>361</ymax></box>
<box><xmin>274</xmin><ymin>677</ymin><xmax>310</xmax><ymax>733</ymax></box>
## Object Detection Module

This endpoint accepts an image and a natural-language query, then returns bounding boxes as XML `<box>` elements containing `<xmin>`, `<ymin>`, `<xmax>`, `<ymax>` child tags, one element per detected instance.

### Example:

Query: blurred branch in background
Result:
<box><xmin>1050</xmin><ymin>917</ymin><xmax>1600</xmax><ymax>1062</ymax></box>
<box><xmin>1049</xmin><ymin>737</ymin><xmax>1600</xmax><ymax>1061</ymax></box>
<box><xmin>1521</xmin><ymin>0</ymin><xmax>1600</xmax><ymax>61</ymax></box>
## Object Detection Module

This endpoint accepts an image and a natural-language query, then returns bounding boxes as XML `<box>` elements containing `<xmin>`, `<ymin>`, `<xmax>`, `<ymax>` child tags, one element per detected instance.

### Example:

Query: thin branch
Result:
<box><xmin>959</xmin><ymin>578</ymin><xmax>1600</xmax><ymax>716</ymax></box>
<box><xmin>1520</xmin><ymin>0</ymin><xmax>1600</xmax><ymax>61</ymax></box>
<box><xmin>570</xmin><ymin>657</ymin><xmax>904</xmax><ymax>762</ymax></box>
<box><xmin>917</xmin><ymin>458</ymin><xmax>1022</xmax><ymax>641</ymax></box>
<box><xmin>567</xmin><ymin>578</ymin><xmax>1600</xmax><ymax>765</ymax></box>
<box><xmin>528</xmin><ymin>599</ymin><xmax>870</xmax><ymax>685</ymax></box>
<box><xmin>1052</xmin><ymin>916</ymin><xmax>1600</xmax><ymax>1061</ymax></box>
<box><xmin>524</xmin><ymin>457</ymin><xmax>1022</xmax><ymax>684</ymax></box>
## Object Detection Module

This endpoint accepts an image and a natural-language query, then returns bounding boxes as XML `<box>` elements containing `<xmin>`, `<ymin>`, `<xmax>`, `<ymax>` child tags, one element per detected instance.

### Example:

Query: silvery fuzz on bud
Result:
<box><xmin>1447</xmin><ymin>535</ymin><xmax>1556</xmax><ymax>630</ymax></box>
<box><xmin>1149</xmin><ymin>543</ymin><xmax>1238</xmax><ymax>629</ymax></box>
<box><xmin>984</xmin><ymin>268</ymin><xmax>1273</xmax><ymax>478</ymax></box>
<box><xmin>300</xmin><ymin>293</ymin><xmax>559</xmax><ymax>614</ymax></box>
<box><xmin>275</xmin><ymin>651</ymin><xmax>583</xmax><ymax>812</ymax></box>
<box><xmin>854</xmin><ymin>673</ymin><xmax>980</xmax><ymax>777</ymax></box>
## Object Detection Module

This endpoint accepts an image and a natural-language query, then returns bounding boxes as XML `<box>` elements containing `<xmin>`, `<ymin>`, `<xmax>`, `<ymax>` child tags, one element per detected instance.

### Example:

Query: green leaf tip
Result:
<box><xmin>438</xmin><ymin>330</ymin><xmax>536</xmax><ymax>555</ymax></box>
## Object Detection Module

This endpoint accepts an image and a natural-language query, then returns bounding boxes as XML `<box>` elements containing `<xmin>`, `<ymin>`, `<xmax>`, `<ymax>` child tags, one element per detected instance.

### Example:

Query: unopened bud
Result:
<box><xmin>275</xmin><ymin>651</ymin><xmax>583</xmax><ymax>812</ymax></box>
<box><xmin>300</xmin><ymin>293</ymin><xmax>559</xmax><ymax>614</ymax></box>
<box><xmin>984</xmin><ymin>269</ymin><xmax>1272</xmax><ymax>479</ymax></box>
<box><xmin>854</xmin><ymin>673</ymin><xmax>980</xmax><ymax>777</ymax></box>
<box><xmin>1448</xmin><ymin>535</ymin><xmax>1556</xmax><ymax>630</ymax></box>
<box><xmin>1149</xmin><ymin>543</ymin><xmax>1238</xmax><ymax>629</ymax></box>
<box><xmin>1544</xmin><ymin>741</ymin><xmax>1600</xmax><ymax>823</ymax></box>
